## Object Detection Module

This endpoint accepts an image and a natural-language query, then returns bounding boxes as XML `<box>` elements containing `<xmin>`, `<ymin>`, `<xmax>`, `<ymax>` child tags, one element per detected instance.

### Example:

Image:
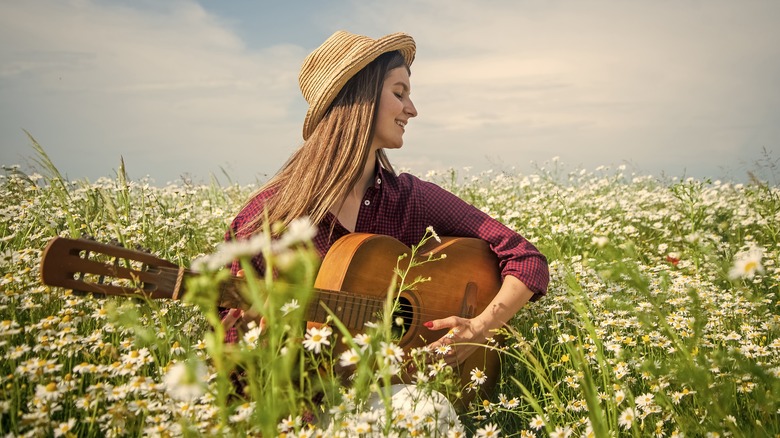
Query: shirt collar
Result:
<box><xmin>373</xmin><ymin>164</ymin><xmax>388</xmax><ymax>189</ymax></box>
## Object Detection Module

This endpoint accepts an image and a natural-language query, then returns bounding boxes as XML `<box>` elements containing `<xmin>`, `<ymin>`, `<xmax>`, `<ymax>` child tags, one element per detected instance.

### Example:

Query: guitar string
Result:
<box><xmin>138</xmin><ymin>264</ymin><xmax>473</xmax><ymax>323</ymax></box>
<box><xmin>66</xmin><ymin>253</ymin><xmax>479</xmax><ymax>323</ymax></box>
<box><xmin>219</xmin><ymin>275</ymin><xmax>455</xmax><ymax>323</ymax></box>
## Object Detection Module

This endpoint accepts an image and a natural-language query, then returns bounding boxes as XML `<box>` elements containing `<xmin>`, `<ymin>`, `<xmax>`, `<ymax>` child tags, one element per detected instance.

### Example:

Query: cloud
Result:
<box><xmin>1</xmin><ymin>0</ymin><xmax>778</xmax><ymax>184</ymax></box>
<box><xmin>0</xmin><ymin>0</ymin><xmax>306</xmax><ymax>183</ymax></box>
<box><xmin>344</xmin><ymin>0</ymin><xmax>780</xmax><ymax>179</ymax></box>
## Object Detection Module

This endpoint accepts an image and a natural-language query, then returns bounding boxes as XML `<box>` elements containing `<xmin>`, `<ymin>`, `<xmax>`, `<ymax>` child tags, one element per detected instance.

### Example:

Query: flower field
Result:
<box><xmin>1</xmin><ymin>148</ymin><xmax>778</xmax><ymax>437</ymax></box>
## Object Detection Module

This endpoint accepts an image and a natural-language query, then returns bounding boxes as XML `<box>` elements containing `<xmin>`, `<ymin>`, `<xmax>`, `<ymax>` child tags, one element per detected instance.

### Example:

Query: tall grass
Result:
<box><xmin>1</xmin><ymin>147</ymin><xmax>778</xmax><ymax>437</ymax></box>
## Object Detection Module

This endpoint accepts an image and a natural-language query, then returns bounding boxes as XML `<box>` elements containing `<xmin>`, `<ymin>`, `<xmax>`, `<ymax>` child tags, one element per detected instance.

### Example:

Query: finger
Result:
<box><xmin>452</xmin><ymin>344</ymin><xmax>478</xmax><ymax>366</ymax></box>
<box><xmin>237</xmin><ymin>309</ymin><xmax>265</xmax><ymax>333</ymax></box>
<box><xmin>221</xmin><ymin>308</ymin><xmax>243</xmax><ymax>330</ymax></box>
<box><xmin>443</xmin><ymin>352</ymin><xmax>459</xmax><ymax>367</ymax></box>
<box><xmin>424</xmin><ymin>316</ymin><xmax>461</xmax><ymax>331</ymax></box>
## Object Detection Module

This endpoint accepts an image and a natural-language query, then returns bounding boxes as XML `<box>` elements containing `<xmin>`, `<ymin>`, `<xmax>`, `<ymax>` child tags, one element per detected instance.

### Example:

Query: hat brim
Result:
<box><xmin>301</xmin><ymin>32</ymin><xmax>415</xmax><ymax>140</ymax></box>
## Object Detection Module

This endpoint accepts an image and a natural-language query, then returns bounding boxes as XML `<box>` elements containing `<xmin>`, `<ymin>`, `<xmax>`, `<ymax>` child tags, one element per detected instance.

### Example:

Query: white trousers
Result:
<box><xmin>365</xmin><ymin>384</ymin><xmax>462</xmax><ymax>434</ymax></box>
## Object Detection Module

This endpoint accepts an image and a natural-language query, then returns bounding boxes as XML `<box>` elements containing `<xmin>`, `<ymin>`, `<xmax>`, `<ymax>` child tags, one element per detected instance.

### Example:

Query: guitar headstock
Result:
<box><xmin>40</xmin><ymin>236</ymin><xmax>183</xmax><ymax>300</ymax></box>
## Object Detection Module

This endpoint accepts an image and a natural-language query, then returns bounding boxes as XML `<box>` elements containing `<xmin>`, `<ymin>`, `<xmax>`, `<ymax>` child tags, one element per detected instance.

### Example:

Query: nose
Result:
<box><xmin>405</xmin><ymin>97</ymin><xmax>418</xmax><ymax>118</ymax></box>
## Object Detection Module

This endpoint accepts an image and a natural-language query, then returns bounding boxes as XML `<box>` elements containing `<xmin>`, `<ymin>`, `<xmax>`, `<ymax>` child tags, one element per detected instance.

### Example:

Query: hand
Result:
<box><xmin>422</xmin><ymin>277</ymin><xmax>534</xmax><ymax>369</ymax></box>
<box><xmin>424</xmin><ymin>316</ymin><xmax>490</xmax><ymax>367</ymax></box>
<box><xmin>220</xmin><ymin>269</ymin><xmax>265</xmax><ymax>334</ymax></box>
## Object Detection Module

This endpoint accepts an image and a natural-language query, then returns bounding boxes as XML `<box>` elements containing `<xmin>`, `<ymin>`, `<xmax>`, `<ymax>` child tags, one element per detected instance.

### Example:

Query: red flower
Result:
<box><xmin>666</xmin><ymin>255</ymin><xmax>680</xmax><ymax>266</ymax></box>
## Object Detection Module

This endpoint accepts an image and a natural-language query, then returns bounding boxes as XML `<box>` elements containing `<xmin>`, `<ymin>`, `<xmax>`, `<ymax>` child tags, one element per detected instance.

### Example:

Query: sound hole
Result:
<box><xmin>391</xmin><ymin>296</ymin><xmax>414</xmax><ymax>339</ymax></box>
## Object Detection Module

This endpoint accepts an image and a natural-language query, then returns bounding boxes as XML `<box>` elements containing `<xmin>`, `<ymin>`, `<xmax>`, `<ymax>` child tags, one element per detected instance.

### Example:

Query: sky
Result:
<box><xmin>1</xmin><ymin>0</ymin><xmax>779</xmax><ymax>185</ymax></box>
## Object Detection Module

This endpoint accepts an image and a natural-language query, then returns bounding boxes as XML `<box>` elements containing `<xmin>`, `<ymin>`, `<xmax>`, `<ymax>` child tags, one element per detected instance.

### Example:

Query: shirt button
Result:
<box><xmin>363</xmin><ymin>200</ymin><xmax>371</xmax><ymax>206</ymax></box>
<box><xmin>376</xmin><ymin>178</ymin><xmax>381</xmax><ymax>184</ymax></box>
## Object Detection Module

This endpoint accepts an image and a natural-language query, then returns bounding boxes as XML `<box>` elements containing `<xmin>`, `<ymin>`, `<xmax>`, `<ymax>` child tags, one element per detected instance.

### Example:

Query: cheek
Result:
<box><xmin>379</xmin><ymin>93</ymin><xmax>403</xmax><ymax>118</ymax></box>
<box><xmin>383</xmin><ymin>103</ymin><xmax>402</xmax><ymax>122</ymax></box>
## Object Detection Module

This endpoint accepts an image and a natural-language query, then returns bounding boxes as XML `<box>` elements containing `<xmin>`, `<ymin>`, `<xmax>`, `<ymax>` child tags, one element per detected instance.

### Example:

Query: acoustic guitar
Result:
<box><xmin>39</xmin><ymin>233</ymin><xmax>503</xmax><ymax>402</ymax></box>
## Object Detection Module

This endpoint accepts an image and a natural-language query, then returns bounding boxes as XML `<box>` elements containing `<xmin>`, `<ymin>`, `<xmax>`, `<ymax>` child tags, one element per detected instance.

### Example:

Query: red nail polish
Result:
<box><xmin>423</xmin><ymin>321</ymin><xmax>433</xmax><ymax>329</ymax></box>
<box><xmin>232</xmin><ymin>308</ymin><xmax>242</xmax><ymax>317</ymax></box>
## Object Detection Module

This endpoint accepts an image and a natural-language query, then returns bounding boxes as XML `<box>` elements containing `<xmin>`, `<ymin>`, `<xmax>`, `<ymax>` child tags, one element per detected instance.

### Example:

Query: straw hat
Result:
<box><xmin>299</xmin><ymin>30</ymin><xmax>416</xmax><ymax>140</ymax></box>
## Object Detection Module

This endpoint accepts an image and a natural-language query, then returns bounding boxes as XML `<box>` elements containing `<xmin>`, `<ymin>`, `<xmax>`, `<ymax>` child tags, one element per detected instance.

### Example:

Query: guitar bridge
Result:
<box><xmin>459</xmin><ymin>282</ymin><xmax>478</xmax><ymax>318</ymax></box>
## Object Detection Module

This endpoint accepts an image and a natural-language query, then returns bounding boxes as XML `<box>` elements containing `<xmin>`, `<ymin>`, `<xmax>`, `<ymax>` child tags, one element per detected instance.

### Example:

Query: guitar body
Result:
<box><xmin>314</xmin><ymin>233</ymin><xmax>503</xmax><ymax>403</ymax></box>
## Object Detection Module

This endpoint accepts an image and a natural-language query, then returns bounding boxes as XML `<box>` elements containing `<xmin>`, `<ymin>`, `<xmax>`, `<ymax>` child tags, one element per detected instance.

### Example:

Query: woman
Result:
<box><xmin>222</xmin><ymin>29</ymin><xmax>548</xmax><ymax>351</ymax></box>
<box><xmin>220</xmin><ymin>30</ymin><xmax>548</xmax><ymax>401</ymax></box>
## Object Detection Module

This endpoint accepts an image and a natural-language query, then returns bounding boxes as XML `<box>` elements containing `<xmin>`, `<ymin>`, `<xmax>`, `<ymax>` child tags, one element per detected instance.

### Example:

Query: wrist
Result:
<box><xmin>474</xmin><ymin>311</ymin><xmax>503</xmax><ymax>337</ymax></box>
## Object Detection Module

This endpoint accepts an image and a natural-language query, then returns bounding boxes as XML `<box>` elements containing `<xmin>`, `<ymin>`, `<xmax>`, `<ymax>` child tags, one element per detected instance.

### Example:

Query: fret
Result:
<box><xmin>343</xmin><ymin>294</ymin><xmax>354</xmax><ymax>328</ymax></box>
<box><xmin>305</xmin><ymin>297</ymin><xmax>321</xmax><ymax>323</ymax></box>
<box><xmin>354</xmin><ymin>295</ymin><xmax>366</xmax><ymax>329</ymax></box>
<box><xmin>351</xmin><ymin>295</ymin><xmax>364</xmax><ymax>329</ymax></box>
<box><xmin>360</xmin><ymin>295</ymin><xmax>378</xmax><ymax>329</ymax></box>
<box><xmin>355</xmin><ymin>296</ymin><xmax>368</xmax><ymax>329</ymax></box>
<box><xmin>333</xmin><ymin>292</ymin><xmax>347</xmax><ymax>324</ymax></box>
<box><xmin>356</xmin><ymin>296</ymin><xmax>366</xmax><ymax>329</ymax></box>
<box><xmin>314</xmin><ymin>291</ymin><xmax>331</xmax><ymax>323</ymax></box>
<box><xmin>366</xmin><ymin>300</ymin><xmax>380</xmax><ymax>328</ymax></box>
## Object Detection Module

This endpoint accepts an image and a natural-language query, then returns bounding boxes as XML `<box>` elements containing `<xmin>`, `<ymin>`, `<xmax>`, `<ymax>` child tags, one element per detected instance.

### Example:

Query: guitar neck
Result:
<box><xmin>302</xmin><ymin>287</ymin><xmax>385</xmax><ymax>330</ymax></box>
<box><xmin>207</xmin><ymin>275</ymin><xmax>385</xmax><ymax>330</ymax></box>
<box><xmin>37</xmin><ymin>231</ymin><xmax>382</xmax><ymax>329</ymax></box>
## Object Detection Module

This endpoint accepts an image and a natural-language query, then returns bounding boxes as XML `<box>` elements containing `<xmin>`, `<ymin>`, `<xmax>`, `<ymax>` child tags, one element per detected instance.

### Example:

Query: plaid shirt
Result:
<box><xmin>222</xmin><ymin>167</ymin><xmax>549</xmax><ymax>342</ymax></box>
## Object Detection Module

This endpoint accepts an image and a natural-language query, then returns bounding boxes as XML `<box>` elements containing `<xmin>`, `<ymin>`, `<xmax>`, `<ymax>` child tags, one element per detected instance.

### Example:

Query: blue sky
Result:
<box><xmin>1</xmin><ymin>0</ymin><xmax>779</xmax><ymax>185</ymax></box>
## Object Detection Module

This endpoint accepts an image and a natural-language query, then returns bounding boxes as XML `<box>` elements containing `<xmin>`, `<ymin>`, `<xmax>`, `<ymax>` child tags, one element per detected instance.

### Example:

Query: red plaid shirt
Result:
<box><xmin>222</xmin><ymin>167</ymin><xmax>549</xmax><ymax>341</ymax></box>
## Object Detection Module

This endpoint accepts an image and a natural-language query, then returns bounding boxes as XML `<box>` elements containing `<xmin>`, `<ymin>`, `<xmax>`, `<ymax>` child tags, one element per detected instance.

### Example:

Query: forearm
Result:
<box><xmin>475</xmin><ymin>275</ymin><xmax>534</xmax><ymax>334</ymax></box>
<box><xmin>424</xmin><ymin>275</ymin><xmax>534</xmax><ymax>365</ymax></box>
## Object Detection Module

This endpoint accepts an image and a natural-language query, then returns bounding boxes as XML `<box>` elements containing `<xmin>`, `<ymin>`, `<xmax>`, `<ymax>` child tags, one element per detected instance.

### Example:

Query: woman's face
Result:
<box><xmin>371</xmin><ymin>66</ymin><xmax>418</xmax><ymax>151</ymax></box>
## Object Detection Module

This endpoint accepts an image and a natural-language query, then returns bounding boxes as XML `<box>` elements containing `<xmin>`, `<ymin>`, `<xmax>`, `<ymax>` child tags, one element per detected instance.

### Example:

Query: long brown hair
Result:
<box><xmin>239</xmin><ymin>51</ymin><xmax>408</xmax><ymax>236</ymax></box>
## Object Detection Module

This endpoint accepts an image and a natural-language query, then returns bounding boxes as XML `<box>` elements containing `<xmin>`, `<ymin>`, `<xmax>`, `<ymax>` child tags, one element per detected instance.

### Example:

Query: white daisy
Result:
<box><xmin>353</xmin><ymin>333</ymin><xmax>372</xmax><ymax>350</ymax></box>
<box><xmin>528</xmin><ymin>414</ymin><xmax>545</xmax><ymax>430</ymax></box>
<box><xmin>53</xmin><ymin>419</ymin><xmax>77</xmax><ymax>437</ymax></box>
<box><xmin>162</xmin><ymin>360</ymin><xmax>207</xmax><ymax>401</ymax></box>
<box><xmin>276</xmin><ymin>216</ymin><xmax>317</xmax><ymax>248</ymax></box>
<box><xmin>339</xmin><ymin>348</ymin><xmax>361</xmax><ymax>367</ymax></box>
<box><xmin>728</xmin><ymin>246</ymin><xmax>764</xmax><ymax>280</ymax></box>
<box><xmin>302</xmin><ymin>326</ymin><xmax>332</xmax><ymax>354</ymax></box>
<box><xmin>379</xmin><ymin>341</ymin><xmax>404</xmax><ymax>364</ymax></box>
<box><xmin>192</xmin><ymin>232</ymin><xmax>271</xmax><ymax>272</ymax></box>
<box><xmin>280</xmin><ymin>299</ymin><xmax>300</xmax><ymax>316</ymax></box>
<box><xmin>475</xmin><ymin>422</ymin><xmax>501</xmax><ymax>437</ymax></box>
<box><xmin>618</xmin><ymin>407</ymin><xmax>636</xmax><ymax>430</ymax></box>
<box><xmin>470</xmin><ymin>367</ymin><xmax>488</xmax><ymax>386</ymax></box>
<box><xmin>242</xmin><ymin>325</ymin><xmax>264</xmax><ymax>347</ymax></box>
<box><xmin>434</xmin><ymin>344</ymin><xmax>452</xmax><ymax>356</ymax></box>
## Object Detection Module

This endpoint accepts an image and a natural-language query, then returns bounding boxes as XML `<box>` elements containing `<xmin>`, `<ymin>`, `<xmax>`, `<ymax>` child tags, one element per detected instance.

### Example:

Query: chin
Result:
<box><xmin>374</xmin><ymin>136</ymin><xmax>404</xmax><ymax>150</ymax></box>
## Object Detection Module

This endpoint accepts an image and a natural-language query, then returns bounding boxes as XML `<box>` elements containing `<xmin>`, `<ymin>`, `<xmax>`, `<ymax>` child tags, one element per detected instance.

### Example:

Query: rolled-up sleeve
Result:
<box><xmin>408</xmin><ymin>176</ymin><xmax>549</xmax><ymax>300</ymax></box>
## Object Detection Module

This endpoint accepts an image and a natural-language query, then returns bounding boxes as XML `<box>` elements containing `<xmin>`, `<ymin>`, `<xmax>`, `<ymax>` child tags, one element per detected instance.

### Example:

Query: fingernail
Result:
<box><xmin>232</xmin><ymin>308</ymin><xmax>242</xmax><ymax>317</ymax></box>
<box><xmin>423</xmin><ymin>321</ymin><xmax>433</xmax><ymax>329</ymax></box>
